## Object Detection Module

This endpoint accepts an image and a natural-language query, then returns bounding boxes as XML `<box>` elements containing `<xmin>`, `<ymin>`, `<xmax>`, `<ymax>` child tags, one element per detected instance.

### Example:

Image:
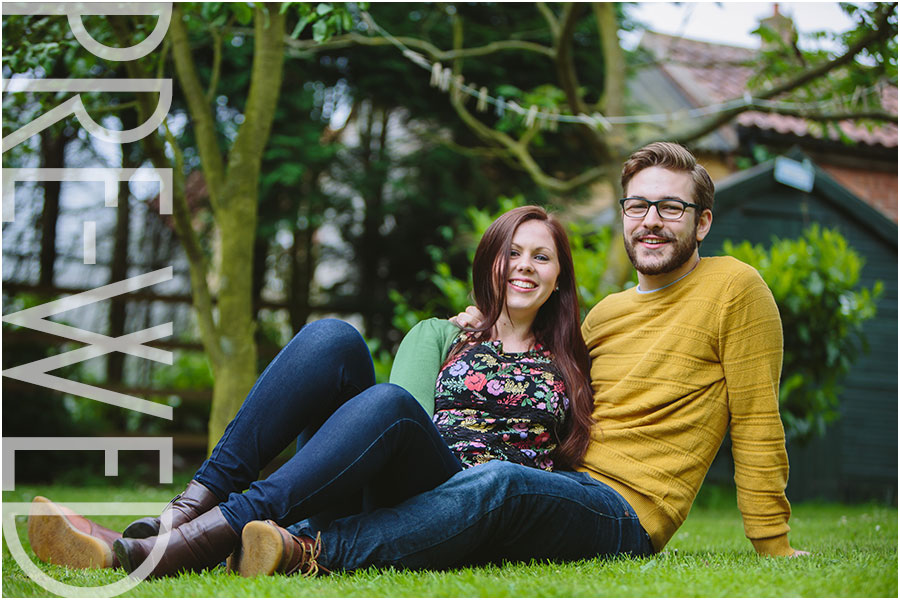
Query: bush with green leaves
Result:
<box><xmin>721</xmin><ymin>225</ymin><xmax>882</xmax><ymax>442</ymax></box>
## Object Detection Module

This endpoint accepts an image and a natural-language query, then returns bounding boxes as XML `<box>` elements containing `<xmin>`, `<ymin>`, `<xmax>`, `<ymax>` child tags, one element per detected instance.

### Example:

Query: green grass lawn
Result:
<box><xmin>3</xmin><ymin>480</ymin><xmax>897</xmax><ymax>597</ymax></box>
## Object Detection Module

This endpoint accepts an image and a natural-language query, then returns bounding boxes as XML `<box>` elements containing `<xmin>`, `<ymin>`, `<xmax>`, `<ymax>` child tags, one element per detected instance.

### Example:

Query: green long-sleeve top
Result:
<box><xmin>389</xmin><ymin>318</ymin><xmax>460</xmax><ymax>416</ymax></box>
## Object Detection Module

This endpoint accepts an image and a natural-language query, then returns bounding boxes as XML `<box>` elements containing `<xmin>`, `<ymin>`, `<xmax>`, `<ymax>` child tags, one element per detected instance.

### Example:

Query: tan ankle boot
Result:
<box><xmin>27</xmin><ymin>496</ymin><xmax>122</xmax><ymax>569</ymax></box>
<box><xmin>233</xmin><ymin>520</ymin><xmax>329</xmax><ymax>577</ymax></box>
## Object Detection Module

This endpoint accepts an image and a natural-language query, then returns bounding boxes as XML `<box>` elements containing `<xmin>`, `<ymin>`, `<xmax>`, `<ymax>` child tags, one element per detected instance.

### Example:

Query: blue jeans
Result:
<box><xmin>288</xmin><ymin>460</ymin><xmax>654</xmax><ymax>571</ymax></box>
<box><xmin>192</xmin><ymin>319</ymin><xmax>463</xmax><ymax>532</ymax></box>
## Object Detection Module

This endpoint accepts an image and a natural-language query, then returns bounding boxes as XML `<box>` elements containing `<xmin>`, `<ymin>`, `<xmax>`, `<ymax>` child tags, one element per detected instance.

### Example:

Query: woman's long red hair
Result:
<box><xmin>448</xmin><ymin>206</ymin><xmax>594</xmax><ymax>469</ymax></box>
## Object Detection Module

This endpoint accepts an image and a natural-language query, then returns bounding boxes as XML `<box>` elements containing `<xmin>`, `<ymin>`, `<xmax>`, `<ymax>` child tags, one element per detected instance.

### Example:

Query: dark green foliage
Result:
<box><xmin>722</xmin><ymin>225</ymin><xmax>882</xmax><ymax>442</ymax></box>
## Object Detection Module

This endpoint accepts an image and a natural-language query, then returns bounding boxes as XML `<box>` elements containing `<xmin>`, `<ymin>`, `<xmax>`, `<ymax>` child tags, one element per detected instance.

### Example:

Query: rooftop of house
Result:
<box><xmin>636</xmin><ymin>30</ymin><xmax>898</xmax><ymax>151</ymax></box>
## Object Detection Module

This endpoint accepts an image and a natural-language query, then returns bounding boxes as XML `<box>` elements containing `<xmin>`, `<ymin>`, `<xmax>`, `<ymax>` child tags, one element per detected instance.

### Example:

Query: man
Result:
<box><xmin>29</xmin><ymin>142</ymin><xmax>805</xmax><ymax>578</ymax></box>
<box><xmin>578</xmin><ymin>142</ymin><xmax>805</xmax><ymax>557</ymax></box>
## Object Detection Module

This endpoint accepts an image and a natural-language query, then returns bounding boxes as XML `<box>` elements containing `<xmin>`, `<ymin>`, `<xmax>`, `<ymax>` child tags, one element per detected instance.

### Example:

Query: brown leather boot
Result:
<box><xmin>122</xmin><ymin>480</ymin><xmax>218</xmax><ymax>539</ymax></box>
<box><xmin>113</xmin><ymin>506</ymin><xmax>238</xmax><ymax>578</ymax></box>
<box><xmin>27</xmin><ymin>496</ymin><xmax>122</xmax><ymax>569</ymax></box>
<box><xmin>231</xmin><ymin>520</ymin><xmax>329</xmax><ymax>577</ymax></box>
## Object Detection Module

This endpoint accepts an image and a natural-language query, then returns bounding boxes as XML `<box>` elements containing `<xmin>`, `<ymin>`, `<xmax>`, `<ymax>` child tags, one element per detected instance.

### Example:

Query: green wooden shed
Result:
<box><xmin>700</xmin><ymin>150</ymin><xmax>898</xmax><ymax>503</ymax></box>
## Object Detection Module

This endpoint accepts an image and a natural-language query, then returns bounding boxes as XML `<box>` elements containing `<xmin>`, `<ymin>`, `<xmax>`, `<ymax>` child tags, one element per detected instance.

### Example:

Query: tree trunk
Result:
<box><xmin>359</xmin><ymin>104</ymin><xmax>390</xmax><ymax>336</ymax></box>
<box><xmin>289</xmin><ymin>174</ymin><xmax>318</xmax><ymax>333</ymax></box>
<box><xmin>107</xmin><ymin>155</ymin><xmax>132</xmax><ymax>386</ymax></box>
<box><xmin>37</xmin><ymin>128</ymin><xmax>67</xmax><ymax>288</ymax></box>
<box><xmin>108</xmin><ymin>99</ymin><xmax>138</xmax><ymax>386</ymax></box>
<box><xmin>203</xmin><ymin>7</ymin><xmax>287</xmax><ymax>452</ymax></box>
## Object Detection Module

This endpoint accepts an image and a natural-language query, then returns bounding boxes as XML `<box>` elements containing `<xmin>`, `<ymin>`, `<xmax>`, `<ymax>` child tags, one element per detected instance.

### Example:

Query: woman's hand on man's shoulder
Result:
<box><xmin>449</xmin><ymin>306</ymin><xmax>485</xmax><ymax>329</ymax></box>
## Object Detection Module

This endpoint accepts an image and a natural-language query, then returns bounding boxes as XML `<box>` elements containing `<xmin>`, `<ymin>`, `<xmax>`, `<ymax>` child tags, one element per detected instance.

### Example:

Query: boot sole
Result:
<box><xmin>238</xmin><ymin>521</ymin><xmax>284</xmax><ymax>577</ymax></box>
<box><xmin>28</xmin><ymin>496</ymin><xmax>114</xmax><ymax>569</ymax></box>
<box><xmin>112</xmin><ymin>538</ymin><xmax>136</xmax><ymax>574</ymax></box>
<box><xmin>122</xmin><ymin>518</ymin><xmax>160</xmax><ymax>539</ymax></box>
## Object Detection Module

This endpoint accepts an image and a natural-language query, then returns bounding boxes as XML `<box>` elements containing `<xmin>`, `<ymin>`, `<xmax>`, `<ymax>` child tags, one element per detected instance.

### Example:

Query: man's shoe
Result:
<box><xmin>233</xmin><ymin>520</ymin><xmax>329</xmax><ymax>577</ymax></box>
<box><xmin>27</xmin><ymin>496</ymin><xmax>122</xmax><ymax>569</ymax></box>
<box><xmin>113</xmin><ymin>506</ymin><xmax>238</xmax><ymax>578</ymax></box>
<box><xmin>122</xmin><ymin>480</ymin><xmax>218</xmax><ymax>538</ymax></box>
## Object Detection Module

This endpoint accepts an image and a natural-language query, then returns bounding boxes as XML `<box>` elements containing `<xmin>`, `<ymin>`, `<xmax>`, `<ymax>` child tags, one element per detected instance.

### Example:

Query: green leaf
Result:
<box><xmin>201</xmin><ymin>3</ymin><xmax>223</xmax><ymax>20</ymax></box>
<box><xmin>291</xmin><ymin>15</ymin><xmax>311</xmax><ymax>38</ymax></box>
<box><xmin>229</xmin><ymin>3</ymin><xmax>253</xmax><ymax>25</ymax></box>
<box><xmin>312</xmin><ymin>18</ymin><xmax>329</xmax><ymax>42</ymax></box>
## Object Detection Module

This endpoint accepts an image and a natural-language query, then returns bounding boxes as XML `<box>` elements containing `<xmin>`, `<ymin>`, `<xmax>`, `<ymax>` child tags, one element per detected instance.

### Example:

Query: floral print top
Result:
<box><xmin>432</xmin><ymin>337</ymin><xmax>570</xmax><ymax>471</ymax></box>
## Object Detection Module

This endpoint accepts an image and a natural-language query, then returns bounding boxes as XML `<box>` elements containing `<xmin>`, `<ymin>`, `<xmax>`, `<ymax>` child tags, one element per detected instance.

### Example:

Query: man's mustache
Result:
<box><xmin>630</xmin><ymin>229</ymin><xmax>676</xmax><ymax>242</ymax></box>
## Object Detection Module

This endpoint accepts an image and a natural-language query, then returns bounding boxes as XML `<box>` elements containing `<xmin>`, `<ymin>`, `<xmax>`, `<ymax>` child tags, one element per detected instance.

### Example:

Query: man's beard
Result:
<box><xmin>624</xmin><ymin>223</ymin><xmax>699</xmax><ymax>276</ymax></box>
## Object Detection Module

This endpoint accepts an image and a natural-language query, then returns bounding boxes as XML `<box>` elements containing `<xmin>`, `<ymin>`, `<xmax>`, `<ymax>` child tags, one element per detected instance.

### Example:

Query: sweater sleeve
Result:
<box><xmin>720</xmin><ymin>266</ymin><xmax>794</xmax><ymax>555</ymax></box>
<box><xmin>389</xmin><ymin>318</ymin><xmax>460</xmax><ymax>416</ymax></box>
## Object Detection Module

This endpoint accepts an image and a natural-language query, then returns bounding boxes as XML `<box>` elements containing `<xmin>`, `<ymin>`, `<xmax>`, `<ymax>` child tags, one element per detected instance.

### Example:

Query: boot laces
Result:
<box><xmin>285</xmin><ymin>531</ymin><xmax>326</xmax><ymax>577</ymax></box>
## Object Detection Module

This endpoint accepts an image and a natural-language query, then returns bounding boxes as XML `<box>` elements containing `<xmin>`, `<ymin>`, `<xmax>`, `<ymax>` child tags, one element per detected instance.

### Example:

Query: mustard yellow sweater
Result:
<box><xmin>580</xmin><ymin>256</ymin><xmax>793</xmax><ymax>556</ymax></box>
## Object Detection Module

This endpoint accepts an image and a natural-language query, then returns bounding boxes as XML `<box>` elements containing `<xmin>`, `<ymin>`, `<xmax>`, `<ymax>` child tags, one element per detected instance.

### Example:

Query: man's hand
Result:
<box><xmin>449</xmin><ymin>306</ymin><xmax>485</xmax><ymax>329</ymax></box>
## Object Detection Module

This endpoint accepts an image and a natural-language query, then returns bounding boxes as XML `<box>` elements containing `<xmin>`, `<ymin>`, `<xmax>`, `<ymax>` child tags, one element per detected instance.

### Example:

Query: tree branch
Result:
<box><xmin>420</xmin><ymin>132</ymin><xmax>516</xmax><ymax>161</ymax></box>
<box><xmin>169</xmin><ymin>5</ymin><xmax>226</xmax><ymax>209</ymax></box>
<box><xmin>281</xmin><ymin>30</ymin><xmax>555</xmax><ymax>60</ymax></box>
<box><xmin>536</xmin><ymin>2</ymin><xmax>560</xmax><ymax>40</ymax></box>
<box><xmin>442</xmin><ymin>6</ymin><xmax>615</xmax><ymax>195</ymax></box>
<box><xmin>226</xmin><ymin>8</ymin><xmax>286</xmax><ymax>189</ymax></box>
<box><xmin>107</xmin><ymin>15</ymin><xmax>221</xmax><ymax>361</ymax></box>
<box><xmin>553</xmin><ymin>3</ymin><xmax>613</xmax><ymax>164</ymax></box>
<box><xmin>448</xmin><ymin>83</ymin><xmax>613</xmax><ymax>194</ymax></box>
<box><xmin>594</xmin><ymin>3</ymin><xmax>624</xmax><ymax>118</ymax></box>
<box><xmin>205</xmin><ymin>17</ymin><xmax>230</xmax><ymax>103</ymax></box>
<box><xmin>744</xmin><ymin>105</ymin><xmax>898</xmax><ymax>123</ymax></box>
<box><xmin>211</xmin><ymin>6</ymin><xmax>286</xmax><ymax>362</ymax></box>
<box><xmin>158</xmin><ymin>118</ymin><xmax>223</xmax><ymax>365</ymax></box>
<box><xmin>593</xmin><ymin>2</ymin><xmax>628</xmax><ymax>156</ymax></box>
<box><xmin>554</xmin><ymin>3</ymin><xmax>589</xmax><ymax>116</ymax></box>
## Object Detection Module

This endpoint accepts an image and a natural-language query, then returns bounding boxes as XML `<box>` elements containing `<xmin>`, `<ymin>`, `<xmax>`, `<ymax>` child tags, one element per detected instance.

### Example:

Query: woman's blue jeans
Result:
<box><xmin>192</xmin><ymin>319</ymin><xmax>463</xmax><ymax>532</ymax></box>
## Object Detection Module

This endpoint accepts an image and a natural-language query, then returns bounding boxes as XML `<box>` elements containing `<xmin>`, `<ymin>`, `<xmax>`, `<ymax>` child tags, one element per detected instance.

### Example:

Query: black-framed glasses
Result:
<box><xmin>619</xmin><ymin>197</ymin><xmax>700</xmax><ymax>221</ymax></box>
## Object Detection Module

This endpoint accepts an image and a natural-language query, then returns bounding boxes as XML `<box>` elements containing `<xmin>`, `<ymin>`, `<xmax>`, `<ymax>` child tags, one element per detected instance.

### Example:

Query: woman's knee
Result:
<box><xmin>365</xmin><ymin>383</ymin><xmax>424</xmax><ymax>416</ymax></box>
<box><xmin>298</xmin><ymin>318</ymin><xmax>359</xmax><ymax>343</ymax></box>
<box><xmin>292</xmin><ymin>319</ymin><xmax>368</xmax><ymax>358</ymax></box>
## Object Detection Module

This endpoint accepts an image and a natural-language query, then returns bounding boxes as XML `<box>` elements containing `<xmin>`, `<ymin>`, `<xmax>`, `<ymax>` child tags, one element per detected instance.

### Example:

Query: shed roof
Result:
<box><xmin>714</xmin><ymin>148</ymin><xmax>897</xmax><ymax>248</ymax></box>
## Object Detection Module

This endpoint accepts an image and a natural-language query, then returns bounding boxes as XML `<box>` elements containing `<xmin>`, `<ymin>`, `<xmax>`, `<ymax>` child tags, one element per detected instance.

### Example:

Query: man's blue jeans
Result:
<box><xmin>288</xmin><ymin>460</ymin><xmax>652</xmax><ymax>570</ymax></box>
<box><xmin>192</xmin><ymin>319</ymin><xmax>463</xmax><ymax>532</ymax></box>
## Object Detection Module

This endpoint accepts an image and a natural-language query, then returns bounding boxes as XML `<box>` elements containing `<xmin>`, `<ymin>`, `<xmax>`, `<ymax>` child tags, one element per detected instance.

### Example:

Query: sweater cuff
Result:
<box><xmin>751</xmin><ymin>534</ymin><xmax>794</xmax><ymax>557</ymax></box>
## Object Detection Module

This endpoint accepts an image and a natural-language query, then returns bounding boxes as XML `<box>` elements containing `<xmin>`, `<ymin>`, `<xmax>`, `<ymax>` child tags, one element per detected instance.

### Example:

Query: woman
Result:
<box><xmin>28</xmin><ymin>206</ymin><xmax>594</xmax><ymax>578</ymax></box>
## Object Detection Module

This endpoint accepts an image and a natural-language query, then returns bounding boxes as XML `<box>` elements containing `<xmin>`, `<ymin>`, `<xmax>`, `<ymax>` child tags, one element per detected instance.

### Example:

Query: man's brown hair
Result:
<box><xmin>621</xmin><ymin>142</ymin><xmax>715</xmax><ymax>217</ymax></box>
